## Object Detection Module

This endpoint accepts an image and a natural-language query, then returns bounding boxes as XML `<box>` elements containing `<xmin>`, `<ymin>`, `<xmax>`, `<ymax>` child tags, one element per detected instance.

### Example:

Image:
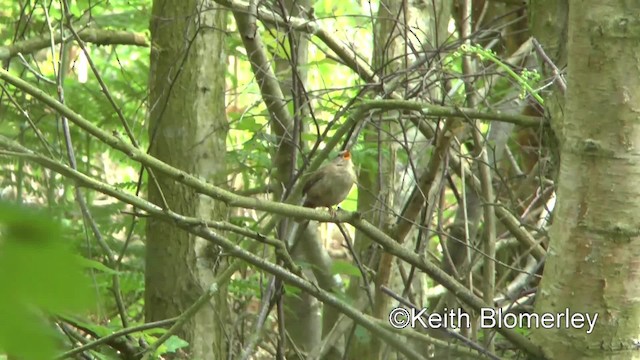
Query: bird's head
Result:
<box><xmin>334</xmin><ymin>150</ymin><xmax>352</xmax><ymax>166</ymax></box>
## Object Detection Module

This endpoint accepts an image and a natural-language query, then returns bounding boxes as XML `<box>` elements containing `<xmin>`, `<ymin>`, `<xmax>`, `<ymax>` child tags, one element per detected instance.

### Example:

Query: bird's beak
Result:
<box><xmin>341</xmin><ymin>150</ymin><xmax>351</xmax><ymax>160</ymax></box>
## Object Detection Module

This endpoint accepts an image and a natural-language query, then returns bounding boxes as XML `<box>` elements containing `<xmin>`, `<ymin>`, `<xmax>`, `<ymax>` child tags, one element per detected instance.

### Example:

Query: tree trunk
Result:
<box><xmin>146</xmin><ymin>1</ymin><xmax>228</xmax><ymax>358</ymax></box>
<box><xmin>533</xmin><ymin>1</ymin><xmax>640</xmax><ymax>358</ymax></box>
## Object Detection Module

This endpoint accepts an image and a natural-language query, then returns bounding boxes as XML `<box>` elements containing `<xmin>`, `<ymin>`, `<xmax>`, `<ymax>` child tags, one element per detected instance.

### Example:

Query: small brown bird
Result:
<box><xmin>302</xmin><ymin>150</ymin><xmax>356</xmax><ymax>212</ymax></box>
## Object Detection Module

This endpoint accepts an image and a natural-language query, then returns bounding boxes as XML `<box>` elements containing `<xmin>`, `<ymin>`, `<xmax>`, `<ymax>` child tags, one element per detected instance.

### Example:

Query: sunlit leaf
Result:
<box><xmin>331</xmin><ymin>259</ymin><xmax>361</xmax><ymax>277</ymax></box>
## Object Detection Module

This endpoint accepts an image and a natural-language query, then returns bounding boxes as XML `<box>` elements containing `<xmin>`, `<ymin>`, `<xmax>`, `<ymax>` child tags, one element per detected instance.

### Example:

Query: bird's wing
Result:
<box><xmin>302</xmin><ymin>166</ymin><xmax>327</xmax><ymax>195</ymax></box>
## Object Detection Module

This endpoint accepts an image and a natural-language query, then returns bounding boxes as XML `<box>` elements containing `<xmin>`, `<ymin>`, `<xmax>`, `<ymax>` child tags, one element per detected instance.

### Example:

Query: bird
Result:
<box><xmin>302</xmin><ymin>150</ymin><xmax>356</xmax><ymax>214</ymax></box>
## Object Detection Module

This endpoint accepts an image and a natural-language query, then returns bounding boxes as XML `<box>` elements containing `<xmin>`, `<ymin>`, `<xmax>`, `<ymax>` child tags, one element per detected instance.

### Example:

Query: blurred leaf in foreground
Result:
<box><xmin>0</xmin><ymin>201</ymin><xmax>92</xmax><ymax>360</ymax></box>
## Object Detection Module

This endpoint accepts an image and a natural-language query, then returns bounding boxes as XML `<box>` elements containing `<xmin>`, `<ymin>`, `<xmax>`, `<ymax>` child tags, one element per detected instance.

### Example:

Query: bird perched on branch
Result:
<box><xmin>302</xmin><ymin>150</ymin><xmax>356</xmax><ymax>214</ymax></box>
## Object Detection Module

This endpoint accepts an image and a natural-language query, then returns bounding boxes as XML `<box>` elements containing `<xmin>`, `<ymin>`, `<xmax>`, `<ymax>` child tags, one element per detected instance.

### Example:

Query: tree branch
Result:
<box><xmin>0</xmin><ymin>68</ymin><xmax>544</xmax><ymax>358</ymax></box>
<box><xmin>0</xmin><ymin>29</ymin><xmax>148</xmax><ymax>60</ymax></box>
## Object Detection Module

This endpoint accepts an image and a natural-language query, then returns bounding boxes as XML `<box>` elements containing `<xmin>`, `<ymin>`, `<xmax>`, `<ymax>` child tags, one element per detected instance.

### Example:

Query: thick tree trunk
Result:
<box><xmin>533</xmin><ymin>2</ymin><xmax>640</xmax><ymax>359</ymax></box>
<box><xmin>146</xmin><ymin>1</ymin><xmax>228</xmax><ymax>358</ymax></box>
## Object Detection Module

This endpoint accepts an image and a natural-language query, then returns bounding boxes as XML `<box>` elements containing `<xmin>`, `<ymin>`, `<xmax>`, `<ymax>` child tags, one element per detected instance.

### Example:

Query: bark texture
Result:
<box><xmin>146</xmin><ymin>1</ymin><xmax>228</xmax><ymax>358</ymax></box>
<box><xmin>533</xmin><ymin>2</ymin><xmax>640</xmax><ymax>358</ymax></box>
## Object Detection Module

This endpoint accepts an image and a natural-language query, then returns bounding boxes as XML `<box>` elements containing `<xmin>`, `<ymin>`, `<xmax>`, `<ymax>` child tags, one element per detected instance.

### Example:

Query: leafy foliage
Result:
<box><xmin>0</xmin><ymin>202</ymin><xmax>91</xmax><ymax>360</ymax></box>
<box><xmin>0</xmin><ymin>0</ymin><xmax>554</xmax><ymax>358</ymax></box>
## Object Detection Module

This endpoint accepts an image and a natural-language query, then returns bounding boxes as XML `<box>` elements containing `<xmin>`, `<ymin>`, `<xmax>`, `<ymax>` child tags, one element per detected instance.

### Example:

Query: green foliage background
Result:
<box><xmin>0</xmin><ymin>0</ymin><xmax>377</xmax><ymax>358</ymax></box>
<box><xmin>0</xmin><ymin>0</ymin><xmax>546</xmax><ymax>358</ymax></box>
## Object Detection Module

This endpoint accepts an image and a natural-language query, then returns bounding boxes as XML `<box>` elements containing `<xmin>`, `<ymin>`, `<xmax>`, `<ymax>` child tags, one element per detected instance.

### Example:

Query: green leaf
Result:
<box><xmin>354</xmin><ymin>325</ymin><xmax>371</xmax><ymax>342</ymax></box>
<box><xmin>164</xmin><ymin>335</ymin><xmax>189</xmax><ymax>353</ymax></box>
<box><xmin>236</xmin><ymin>116</ymin><xmax>263</xmax><ymax>132</ymax></box>
<box><xmin>283</xmin><ymin>284</ymin><xmax>302</xmax><ymax>296</ymax></box>
<box><xmin>331</xmin><ymin>260</ymin><xmax>361</xmax><ymax>277</ymax></box>
<box><xmin>0</xmin><ymin>202</ymin><xmax>92</xmax><ymax>360</ymax></box>
<box><xmin>77</xmin><ymin>257</ymin><xmax>121</xmax><ymax>275</ymax></box>
<box><xmin>58</xmin><ymin>315</ymin><xmax>113</xmax><ymax>338</ymax></box>
<box><xmin>301</xmin><ymin>133</ymin><xmax>318</xmax><ymax>142</ymax></box>
<box><xmin>229</xmin><ymin>276</ymin><xmax>261</xmax><ymax>297</ymax></box>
